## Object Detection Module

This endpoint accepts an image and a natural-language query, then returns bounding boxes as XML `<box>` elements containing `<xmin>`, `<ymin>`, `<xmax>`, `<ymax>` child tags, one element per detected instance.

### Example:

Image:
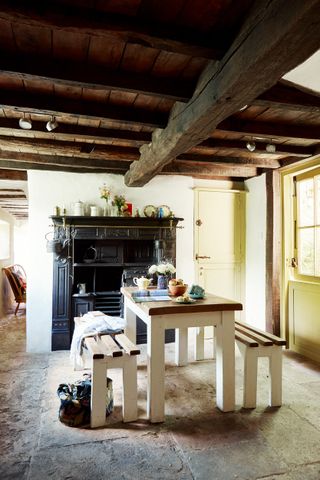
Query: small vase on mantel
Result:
<box><xmin>103</xmin><ymin>198</ymin><xmax>112</xmax><ymax>216</ymax></box>
<box><xmin>157</xmin><ymin>275</ymin><xmax>168</xmax><ymax>290</ymax></box>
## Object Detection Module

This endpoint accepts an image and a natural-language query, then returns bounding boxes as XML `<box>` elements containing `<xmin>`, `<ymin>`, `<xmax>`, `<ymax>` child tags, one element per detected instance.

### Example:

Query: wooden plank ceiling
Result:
<box><xmin>0</xmin><ymin>188</ymin><xmax>28</xmax><ymax>219</ymax></box>
<box><xmin>0</xmin><ymin>0</ymin><xmax>319</xmax><ymax>185</ymax></box>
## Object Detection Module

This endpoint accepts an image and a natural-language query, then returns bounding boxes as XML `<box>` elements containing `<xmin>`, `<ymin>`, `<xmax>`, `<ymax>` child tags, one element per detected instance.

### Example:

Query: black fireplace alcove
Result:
<box><xmin>50</xmin><ymin>215</ymin><xmax>183</xmax><ymax>350</ymax></box>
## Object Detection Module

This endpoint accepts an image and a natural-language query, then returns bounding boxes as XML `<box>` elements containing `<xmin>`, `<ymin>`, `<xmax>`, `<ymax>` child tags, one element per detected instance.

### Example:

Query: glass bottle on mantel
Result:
<box><xmin>103</xmin><ymin>198</ymin><xmax>112</xmax><ymax>216</ymax></box>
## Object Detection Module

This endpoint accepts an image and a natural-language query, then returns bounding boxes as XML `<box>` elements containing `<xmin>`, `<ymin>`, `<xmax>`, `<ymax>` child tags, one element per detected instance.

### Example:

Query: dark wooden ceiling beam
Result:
<box><xmin>0</xmin><ymin>136</ymin><xmax>140</xmax><ymax>161</ymax></box>
<box><xmin>0</xmin><ymin>118</ymin><xmax>151</xmax><ymax>145</ymax></box>
<box><xmin>217</xmin><ymin>119</ymin><xmax>320</xmax><ymax>142</ymax></box>
<box><xmin>195</xmin><ymin>138</ymin><xmax>314</xmax><ymax>157</ymax></box>
<box><xmin>253</xmin><ymin>81</ymin><xmax>320</xmax><ymax>113</ymax></box>
<box><xmin>0</xmin><ymin>151</ymin><xmax>130</xmax><ymax>171</ymax></box>
<box><xmin>125</xmin><ymin>0</ymin><xmax>320</xmax><ymax>186</ymax></box>
<box><xmin>0</xmin><ymin>91</ymin><xmax>167</xmax><ymax>128</ymax></box>
<box><xmin>0</xmin><ymin>54</ymin><xmax>194</xmax><ymax>102</ymax></box>
<box><xmin>0</xmin><ymin>2</ymin><xmax>223</xmax><ymax>59</ymax></box>
<box><xmin>177</xmin><ymin>154</ymin><xmax>281</xmax><ymax>168</ymax></box>
<box><xmin>162</xmin><ymin>161</ymin><xmax>258</xmax><ymax>177</ymax></box>
<box><xmin>0</xmin><ymin>160</ymin><xmax>125</xmax><ymax>174</ymax></box>
<box><xmin>0</xmin><ymin>169</ymin><xmax>27</xmax><ymax>180</ymax></box>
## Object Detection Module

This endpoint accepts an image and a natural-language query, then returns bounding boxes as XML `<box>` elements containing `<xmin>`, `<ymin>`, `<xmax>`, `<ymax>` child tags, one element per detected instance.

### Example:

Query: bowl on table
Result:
<box><xmin>168</xmin><ymin>283</ymin><xmax>188</xmax><ymax>296</ymax></box>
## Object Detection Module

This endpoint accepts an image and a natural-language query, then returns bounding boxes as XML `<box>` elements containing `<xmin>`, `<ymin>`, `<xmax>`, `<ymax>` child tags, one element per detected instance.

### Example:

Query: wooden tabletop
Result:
<box><xmin>121</xmin><ymin>287</ymin><xmax>243</xmax><ymax>316</ymax></box>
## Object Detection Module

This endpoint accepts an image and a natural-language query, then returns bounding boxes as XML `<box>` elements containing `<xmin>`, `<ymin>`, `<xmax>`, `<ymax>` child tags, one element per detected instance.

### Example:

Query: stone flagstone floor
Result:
<box><xmin>0</xmin><ymin>311</ymin><xmax>320</xmax><ymax>480</ymax></box>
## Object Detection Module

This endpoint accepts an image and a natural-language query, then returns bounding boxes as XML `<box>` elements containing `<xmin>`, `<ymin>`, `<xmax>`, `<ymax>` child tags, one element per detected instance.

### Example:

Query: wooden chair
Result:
<box><xmin>2</xmin><ymin>264</ymin><xmax>27</xmax><ymax>315</ymax></box>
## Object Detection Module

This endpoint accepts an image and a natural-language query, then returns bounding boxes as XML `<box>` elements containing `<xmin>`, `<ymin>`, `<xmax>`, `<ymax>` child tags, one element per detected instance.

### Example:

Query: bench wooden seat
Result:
<box><xmin>74</xmin><ymin>317</ymin><xmax>140</xmax><ymax>428</ymax></box>
<box><xmin>235</xmin><ymin>320</ymin><xmax>286</xmax><ymax>409</ymax></box>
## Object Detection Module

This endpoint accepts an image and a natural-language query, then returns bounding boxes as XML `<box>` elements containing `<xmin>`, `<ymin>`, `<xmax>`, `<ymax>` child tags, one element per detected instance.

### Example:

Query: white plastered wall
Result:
<box><xmin>0</xmin><ymin>208</ymin><xmax>15</xmax><ymax>317</ymax></box>
<box><xmin>244</xmin><ymin>174</ymin><xmax>266</xmax><ymax>329</ymax></box>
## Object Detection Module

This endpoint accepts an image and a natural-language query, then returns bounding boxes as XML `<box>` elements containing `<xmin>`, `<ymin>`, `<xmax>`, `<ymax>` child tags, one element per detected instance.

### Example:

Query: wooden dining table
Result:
<box><xmin>121</xmin><ymin>287</ymin><xmax>243</xmax><ymax>423</ymax></box>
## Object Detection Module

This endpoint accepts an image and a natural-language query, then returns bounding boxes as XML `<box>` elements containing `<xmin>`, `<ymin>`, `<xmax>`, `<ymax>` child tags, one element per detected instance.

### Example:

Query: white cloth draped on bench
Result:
<box><xmin>70</xmin><ymin>311</ymin><xmax>126</xmax><ymax>370</ymax></box>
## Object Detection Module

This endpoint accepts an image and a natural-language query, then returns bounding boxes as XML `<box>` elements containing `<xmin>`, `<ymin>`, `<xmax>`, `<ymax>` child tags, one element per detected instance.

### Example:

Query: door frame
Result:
<box><xmin>280</xmin><ymin>155</ymin><xmax>320</xmax><ymax>351</ymax></box>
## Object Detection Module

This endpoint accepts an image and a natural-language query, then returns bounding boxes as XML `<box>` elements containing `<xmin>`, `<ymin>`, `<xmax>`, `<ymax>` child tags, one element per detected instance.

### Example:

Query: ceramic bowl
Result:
<box><xmin>168</xmin><ymin>283</ymin><xmax>188</xmax><ymax>296</ymax></box>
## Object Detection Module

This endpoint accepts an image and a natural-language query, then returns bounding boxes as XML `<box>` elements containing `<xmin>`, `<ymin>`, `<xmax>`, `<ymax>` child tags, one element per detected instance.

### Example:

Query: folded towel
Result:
<box><xmin>70</xmin><ymin>313</ymin><xmax>126</xmax><ymax>370</ymax></box>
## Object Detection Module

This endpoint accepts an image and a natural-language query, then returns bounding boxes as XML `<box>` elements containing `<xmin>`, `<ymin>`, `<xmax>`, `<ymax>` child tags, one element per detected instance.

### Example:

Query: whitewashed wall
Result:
<box><xmin>0</xmin><ymin>208</ymin><xmax>15</xmax><ymax>316</ymax></box>
<box><xmin>27</xmin><ymin>171</ymin><xmax>195</xmax><ymax>352</ymax></box>
<box><xmin>244</xmin><ymin>174</ymin><xmax>266</xmax><ymax>329</ymax></box>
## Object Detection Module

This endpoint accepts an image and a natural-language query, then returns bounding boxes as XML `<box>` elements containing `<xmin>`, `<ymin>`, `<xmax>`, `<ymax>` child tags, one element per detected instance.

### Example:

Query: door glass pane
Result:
<box><xmin>298</xmin><ymin>228</ymin><xmax>315</xmax><ymax>275</ymax></box>
<box><xmin>316</xmin><ymin>176</ymin><xmax>320</xmax><ymax>225</ymax></box>
<box><xmin>316</xmin><ymin>227</ymin><xmax>320</xmax><ymax>276</ymax></box>
<box><xmin>298</xmin><ymin>179</ymin><xmax>314</xmax><ymax>227</ymax></box>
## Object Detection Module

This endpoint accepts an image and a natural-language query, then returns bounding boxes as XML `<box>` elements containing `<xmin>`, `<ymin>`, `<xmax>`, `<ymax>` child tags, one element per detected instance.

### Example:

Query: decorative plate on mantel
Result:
<box><xmin>143</xmin><ymin>205</ymin><xmax>157</xmax><ymax>217</ymax></box>
<box><xmin>157</xmin><ymin>205</ymin><xmax>171</xmax><ymax>218</ymax></box>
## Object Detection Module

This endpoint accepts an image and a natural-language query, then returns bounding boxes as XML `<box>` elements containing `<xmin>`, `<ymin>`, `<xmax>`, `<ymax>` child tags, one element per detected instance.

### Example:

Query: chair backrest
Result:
<box><xmin>2</xmin><ymin>264</ymin><xmax>26</xmax><ymax>302</ymax></box>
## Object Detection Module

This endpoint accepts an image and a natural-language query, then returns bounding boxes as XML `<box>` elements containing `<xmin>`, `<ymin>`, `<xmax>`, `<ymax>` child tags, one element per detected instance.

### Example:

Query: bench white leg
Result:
<box><xmin>194</xmin><ymin>326</ymin><xmax>205</xmax><ymax>361</ymax></box>
<box><xmin>122</xmin><ymin>356</ymin><xmax>138</xmax><ymax>422</ymax></box>
<box><xmin>175</xmin><ymin>327</ymin><xmax>188</xmax><ymax>366</ymax></box>
<box><xmin>269</xmin><ymin>348</ymin><xmax>282</xmax><ymax>407</ymax></box>
<box><xmin>243</xmin><ymin>348</ymin><xmax>258</xmax><ymax>409</ymax></box>
<box><xmin>90</xmin><ymin>359</ymin><xmax>107</xmax><ymax>428</ymax></box>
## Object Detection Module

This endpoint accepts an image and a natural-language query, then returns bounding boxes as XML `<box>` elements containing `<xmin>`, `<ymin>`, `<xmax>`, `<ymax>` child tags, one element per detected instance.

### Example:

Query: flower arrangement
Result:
<box><xmin>99</xmin><ymin>184</ymin><xmax>111</xmax><ymax>201</ymax></box>
<box><xmin>112</xmin><ymin>194</ymin><xmax>127</xmax><ymax>214</ymax></box>
<box><xmin>148</xmin><ymin>262</ymin><xmax>176</xmax><ymax>276</ymax></box>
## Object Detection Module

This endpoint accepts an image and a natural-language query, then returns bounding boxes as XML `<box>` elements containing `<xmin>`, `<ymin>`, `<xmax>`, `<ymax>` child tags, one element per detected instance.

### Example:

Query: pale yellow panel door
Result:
<box><xmin>195</xmin><ymin>189</ymin><xmax>245</xmax><ymax>307</ymax></box>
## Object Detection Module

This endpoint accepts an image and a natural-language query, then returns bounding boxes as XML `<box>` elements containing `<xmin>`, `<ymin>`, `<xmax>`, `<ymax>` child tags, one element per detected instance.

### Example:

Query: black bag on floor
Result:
<box><xmin>57</xmin><ymin>373</ymin><xmax>113</xmax><ymax>427</ymax></box>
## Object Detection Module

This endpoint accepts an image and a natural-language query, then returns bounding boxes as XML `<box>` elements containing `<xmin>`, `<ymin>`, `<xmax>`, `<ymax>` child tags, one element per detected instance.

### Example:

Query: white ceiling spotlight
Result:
<box><xmin>266</xmin><ymin>141</ymin><xmax>276</xmax><ymax>153</ymax></box>
<box><xmin>246</xmin><ymin>140</ymin><xmax>256</xmax><ymax>152</ymax></box>
<box><xmin>46</xmin><ymin>116</ymin><xmax>58</xmax><ymax>131</ymax></box>
<box><xmin>19</xmin><ymin>114</ymin><xmax>32</xmax><ymax>130</ymax></box>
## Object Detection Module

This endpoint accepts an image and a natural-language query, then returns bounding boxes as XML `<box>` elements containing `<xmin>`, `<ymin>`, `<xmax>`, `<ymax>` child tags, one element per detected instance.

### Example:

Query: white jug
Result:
<box><xmin>73</xmin><ymin>201</ymin><xmax>84</xmax><ymax>216</ymax></box>
<box><xmin>77</xmin><ymin>283</ymin><xmax>86</xmax><ymax>294</ymax></box>
<box><xmin>133</xmin><ymin>276</ymin><xmax>150</xmax><ymax>290</ymax></box>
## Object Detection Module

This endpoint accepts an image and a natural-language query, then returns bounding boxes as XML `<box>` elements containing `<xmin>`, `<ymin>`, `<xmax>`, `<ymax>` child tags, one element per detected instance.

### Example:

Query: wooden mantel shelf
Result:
<box><xmin>50</xmin><ymin>215</ymin><xmax>184</xmax><ymax>228</ymax></box>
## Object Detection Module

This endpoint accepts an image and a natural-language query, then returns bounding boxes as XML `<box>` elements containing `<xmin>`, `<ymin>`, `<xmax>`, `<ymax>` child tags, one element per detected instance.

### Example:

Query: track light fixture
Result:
<box><xmin>246</xmin><ymin>140</ymin><xmax>256</xmax><ymax>152</ymax></box>
<box><xmin>19</xmin><ymin>113</ymin><xmax>32</xmax><ymax>130</ymax></box>
<box><xmin>46</xmin><ymin>116</ymin><xmax>58</xmax><ymax>131</ymax></box>
<box><xmin>266</xmin><ymin>142</ymin><xmax>276</xmax><ymax>153</ymax></box>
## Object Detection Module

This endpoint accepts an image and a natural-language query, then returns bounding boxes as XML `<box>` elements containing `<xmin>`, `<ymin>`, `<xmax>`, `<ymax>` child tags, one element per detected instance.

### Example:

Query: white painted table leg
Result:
<box><xmin>269</xmin><ymin>347</ymin><xmax>282</xmax><ymax>407</ymax></box>
<box><xmin>122</xmin><ymin>356</ymin><xmax>138</xmax><ymax>422</ymax></box>
<box><xmin>194</xmin><ymin>326</ymin><xmax>205</xmax><ymax>361</ymax></box>
<box><xmin>175</xmin><ymin>327</ymin><xmax>188</xmax><ymax>366</ymax></box>
<box><xmin>215</xmin><ymin>311</ymin><xmax>235</xmax><ymax>412</ymax></box>
<box><xmin>90</xmin><ymin>358</ymin><xmax>107</xmax><ymax>428</ymax></box>
<box><xmin>124</xmin><ymin>297</ymin><xmax>136</xmax><ymax>343</ymax></box>
<box><xmin>147</xmin><ymin>316</ymin><xmax>165</xmax><ymax>422</ymax></box>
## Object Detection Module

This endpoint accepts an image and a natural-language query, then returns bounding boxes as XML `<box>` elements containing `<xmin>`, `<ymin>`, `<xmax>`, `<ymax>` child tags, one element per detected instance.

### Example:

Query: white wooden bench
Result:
<box><xmin>235</xmin><ymin>320</ymin><xmax>286</xmax><ymax>408</ymax></box>
<box><xmin>74</xmin><ymin>318</ymin><xmax>140</xmax><ymax>428</ymax></box>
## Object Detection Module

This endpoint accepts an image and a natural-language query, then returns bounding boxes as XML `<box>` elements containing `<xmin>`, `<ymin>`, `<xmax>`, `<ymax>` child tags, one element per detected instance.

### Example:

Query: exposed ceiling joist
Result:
<box><xmin>0</xmin><ymin>2</ymin><xmax>223</xmax><ymax>59</ymax></box>
<box><xmin>253</xmin><ymin>81</ymin><xmax>320</xmax><ymax>113</ymax></box>
<box><xmin>0</xmin><ymin>54</ymin><xmax>195</xmax><ymax>102</ymax></box>
<box><xmin>163</xmin><ymin>161</ymin><xmax>258</xmax><ymax>177</ymax></box>
<box><xmin>217</xmin><ymin>120</ymin><xmax>320</xmax><ymax>142</ymax></box>
<box><xmin>176</xmin><ymin>154</ymin><xmax>281</xmax><ymax>169</ymax></box>
<box><xmin>124</xmin><ymin>0</ymin><xmax>320</xmax><ymax>186</ymax></box>
<box><xmin>0</xmin><ymin>91</ymin><xmax>167</xmax><ymax>128</ymax></box>
<box><xmin>0</xmin><ymin>118</ymin><xmax>152</xmax><ymax>145</ymax></box>
<box><xmin>0</xmin><ymin>169</ymin><xmax>27</xmax><ymax>180</ymax></box>
<box><xmin>0</xmin><ymin>160</ymin><xmax>121</xmax><ymax>174</ymax></box>
<box><xmin>0</xmin><ymin>152</ymin><xmax>130</xmax><ymax>171</ymax></box>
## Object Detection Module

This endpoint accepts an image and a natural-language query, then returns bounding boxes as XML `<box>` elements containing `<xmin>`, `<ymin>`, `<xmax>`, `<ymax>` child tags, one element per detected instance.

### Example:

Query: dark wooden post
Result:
<box><xmin>265</xmin><ymin>170</ymin><xmax>281</xmax><ymax>335</ymax></box>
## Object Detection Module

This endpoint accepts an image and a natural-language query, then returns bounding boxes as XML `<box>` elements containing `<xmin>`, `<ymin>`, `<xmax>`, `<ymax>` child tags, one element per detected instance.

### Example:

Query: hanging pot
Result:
<box><xmin>45</xmin><ymin>232</ymin><xmax>62</xmax><ymax>253</ymax></box>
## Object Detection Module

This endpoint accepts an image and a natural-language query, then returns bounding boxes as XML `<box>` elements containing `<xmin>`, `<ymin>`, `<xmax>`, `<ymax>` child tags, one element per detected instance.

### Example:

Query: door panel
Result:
<box><xmin>195</xmin><ymin>189</ymin><xmax>245</xmax><ymax>328</ymax></box>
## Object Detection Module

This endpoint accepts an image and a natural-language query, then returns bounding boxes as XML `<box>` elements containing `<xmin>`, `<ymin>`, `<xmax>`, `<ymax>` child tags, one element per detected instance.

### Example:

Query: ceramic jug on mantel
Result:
<box><xmin>73</xmin><ymin>201</ymin><xmax>85</xmax><ymax>216</ymax></box>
